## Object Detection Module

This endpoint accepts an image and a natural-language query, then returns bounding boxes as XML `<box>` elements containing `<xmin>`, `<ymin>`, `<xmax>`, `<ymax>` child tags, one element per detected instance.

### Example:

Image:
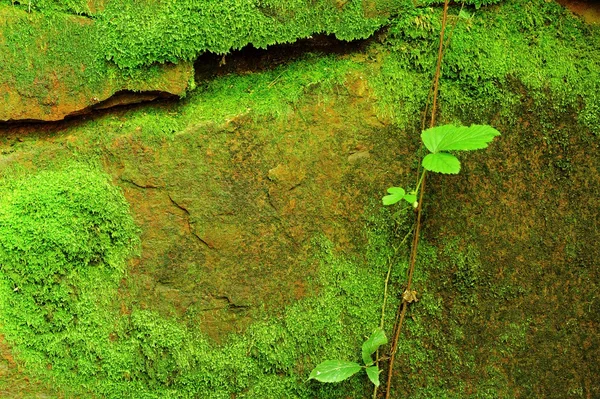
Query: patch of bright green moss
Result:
<box><xmin>0</xmin><ymin>164</ymin><xmax>140</xmax><ymax>396</ymax></box>
<box><xmin>1</xmin><ymin>0</ymin><xmax>92</xmax><ymax>15</ymax></box>
<box><xmin>68</xmin><ymin>53</ymin><xmax>362</xmax><ymax>147</ymax></box>
<box><xmin>2</xmin><ymin>0</ymin><xmax>399</xmax><ymax>70</ymax></box>
<box><xmin>94</xmin><ymin>0</ymin><xmax>505</xmax><ymax>69</ymax></box>
<box><xmin>0</xmin><ymin>5</ymin><xmax>193</xmax><ymax>121</ymax></box>
<box><xmin>97</xmin><ymin>0</ymin><xmax>390</xmax><ymax>69</ymax></box>
<box><xmin>0</xmin><ymin>8</ymin><xmax>105</xmax><ymax>99</ymax></box>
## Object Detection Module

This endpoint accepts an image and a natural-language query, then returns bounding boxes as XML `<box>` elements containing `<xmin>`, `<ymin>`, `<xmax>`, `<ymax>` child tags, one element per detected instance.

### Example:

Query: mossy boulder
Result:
<box><xmin>0</xmin><ymin>6</ymin><xmax>195</xmax><ymax>122</ymax></box>
<box><xmin>0</xmin><ymin>0</ymin><xmax>406</xmax><ymax>121</ymax></box>
<box><xmin>0</xmin><ymin>0</ymin><xmax>598</xmax><ymax>397</ymax></box>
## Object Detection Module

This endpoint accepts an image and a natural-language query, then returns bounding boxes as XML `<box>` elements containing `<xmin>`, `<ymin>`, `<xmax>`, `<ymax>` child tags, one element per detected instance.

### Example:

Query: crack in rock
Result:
<box><xmin>167</xmin><ymin>193</ymin><xmax>214</xmax><ymax>250</ymax></box>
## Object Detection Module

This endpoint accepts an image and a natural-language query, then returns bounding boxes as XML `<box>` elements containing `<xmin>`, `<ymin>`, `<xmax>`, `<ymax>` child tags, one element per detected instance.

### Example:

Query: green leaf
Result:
<box><xmin>361</xmin><ymin>328</ymin><xmax>387</xmax><ymax>365</ymax></box>
<box><xmin>403</xmin><ymin>193</ymin><xmax>417</xmax><ymax>204</ymax></box>
<box><xmin>422</xmin><ymin>153</ymin><xmax>461</xmax><ymax>174</ymax></box>
<box><xmin>309</xmin><ymin>360</ymin><xmax>362</xmax><ymax>383</ymax></box>
<box><xmin>382</xmin><ymin>187</ymin><xmax>405</xmax><ymax>206</ymax></box>
<box><xmin>421</xmin><ymin>124</ymin><xmax>500</xmax><ymax>153</ymax></box>
<box><xmin>366</xmin><ymin>366</ymin><xmax>381</xmax><ymax>387</ymax></box>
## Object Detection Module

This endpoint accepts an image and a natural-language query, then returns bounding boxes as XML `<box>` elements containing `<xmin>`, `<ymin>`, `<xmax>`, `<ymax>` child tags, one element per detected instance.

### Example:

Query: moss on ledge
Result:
<box><xmin>0</xmin><ymin>6</ymin><xmax>194</xmax><ymax>121</ymax></box>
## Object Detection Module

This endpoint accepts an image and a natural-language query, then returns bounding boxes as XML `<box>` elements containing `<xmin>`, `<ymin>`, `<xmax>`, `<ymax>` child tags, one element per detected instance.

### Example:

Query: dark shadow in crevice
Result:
<box><xmin>0</xmin><ymin>33</ymin><xmax>379</xmax><ymax>134</ymax></box>
<box><xmin>0</xmin><ymin>90</ymin><xmax>179</xmax><ymax>137</ymax></box>
<box><xmin>194</xmin><ymin>33</ymin><xmax>375</xmax><ymax>83</ymax></box>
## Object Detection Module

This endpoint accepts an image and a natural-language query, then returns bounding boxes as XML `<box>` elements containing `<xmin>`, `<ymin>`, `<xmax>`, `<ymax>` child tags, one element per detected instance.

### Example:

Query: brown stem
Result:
<box><xmin>384</xmin><ymin>174</ymin><xmax>427</xmax><ymax>398</ymax></box>
<box><xmin>373</xmin><ymin>227</ymin><xmax>413</xmax><ymax>399</ymax></box>
<box><xmin>430</xmin><ymin>0</ymin><xmax>450</xmax><ymax>128</ymax></box>
<box><xmin>383</xmin><ymin>1</ymin><xmax>449</xmax><ymax>398</ymax></box>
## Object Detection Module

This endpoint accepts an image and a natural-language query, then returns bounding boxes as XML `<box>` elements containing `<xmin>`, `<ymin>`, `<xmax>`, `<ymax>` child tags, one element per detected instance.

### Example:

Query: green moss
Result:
<box><xmin>182</xmin><ymin>54</ymin><xmax>360</xmax><ymax>123</ymax></box>
<box><xmin>372</xmin><ymin>0</ymin><xmax>600</xmax><ymax>132</ymax></box>
<box><xmin>67</xmin><ymin>53</ymin><xmax>361</xmax><ymax>149</ymax></box>
<box><xmin>1</xmin><ymin>0</ymin><xmax>401</xmax><ymax>70</ymax></box>
<box><xmin>0</xmin><ymin>164</ymin><xmax>140</xmax><ymax>396</ymax></box>
<box><xmin>2</xmin><ymin>0</ymin><xmax>92</xmax><ymax>15</ymax></box>
<box><xmin>0</xmin><ymin>175</ymin><xmax>403</xmax><ymax>398</ymax></box>
<box><xmin>0</xmin><ymin>8</ymin><xmax>104</xmax><ymax>98</ymax></box>
<box><xmin>442</xmin><ymin>240</ymin><xmax>482</xmax><ymax>305</ymax></box>
<box><xmin>0</xmin><ymin>5</ymin><xmax>193</xmax><ymax>121</ymax></box>
<box><xmin>419</xmin><ymin>0</ymin><xmax>502</xmax><ymax>8</ymax></box>
<box><xmin>386</xmin><ymin>240</ymin><xmax>530</xmax><ymax>398</ymax></box>
<box><xmin>97</xmin><ymin>0</ymin><xmax>393</xmax><ymax>69</ymax></box>
<box><xmin>1</xmin><ymin>1</ymin><xmax>599</xmax><ymax>395</ymax></box>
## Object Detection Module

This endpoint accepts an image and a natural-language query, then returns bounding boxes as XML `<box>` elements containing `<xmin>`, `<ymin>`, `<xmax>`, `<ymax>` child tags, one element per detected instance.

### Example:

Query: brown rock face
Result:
<box><xmin>0</xmin><ymin>6</ymin><xmax>193</xmax><ymax>122</ymax></box>
<box><xmin>0</xmin><ymin>64</ymin><xmax>193</xmax><ymax>122</ymax></box>
<box><xmin>556</xmin><ymin>0</ymin><xmax>600</xmax><ymax>24</ymax></box>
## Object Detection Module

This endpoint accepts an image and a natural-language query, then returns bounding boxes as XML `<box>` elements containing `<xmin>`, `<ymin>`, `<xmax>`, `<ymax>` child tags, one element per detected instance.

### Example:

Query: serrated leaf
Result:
<box><xmin>309</xmin><ymin>360</ymin><xmax>362</xmax><ymax>383</ymax></box>
<box><xmin>422</xmin><ymin>153</ymin><xmax>461</xmax><ymax>174</ymax></box>
<box><xmin>421</xmin><ymin>124</ymin><xmax>500</xmax><ymax>153</ymax></box>
<box><xmin>366</xmin><ymin>366</ymin><xmax>381</xmax><ymax>387</ymax></box>
<box><xmin>361</xmin><ymin>328</ymin><xmax>387</xmax><ymax>365</ymax></box>
<box><xmin>382</xmin><ymin>187</ymin><xmax>405</xmax><ymax>206</ymax></box>
<box><xmin>403</xmin><ymin>194</ymin><xmax>417</xmax><ymax>204</ymax></box>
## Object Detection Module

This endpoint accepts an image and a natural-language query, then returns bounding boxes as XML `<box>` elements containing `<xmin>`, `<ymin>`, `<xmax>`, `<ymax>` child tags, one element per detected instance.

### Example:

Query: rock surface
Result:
<box><xmin>0</xmin><ymin>6</ymin><xmax>193</xmax><ymax>122</ymax></box>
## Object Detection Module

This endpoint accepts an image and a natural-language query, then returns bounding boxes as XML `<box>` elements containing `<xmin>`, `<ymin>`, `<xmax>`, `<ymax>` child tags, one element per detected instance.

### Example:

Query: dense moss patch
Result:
<box><xmin>0</xmin><ymin>6</ymin><xmax>194</xmax><ymax>121</ymax></box>
<box><xmin>0</xmin><ymin>165</ymin><xmax>139</xmax><ymax>394</ymax></box>
<box><xmin>371</xmin><ymin>0</ymin><xmax>600</xmax><ymax>134</ymax></box>
<box><xmin>0</xmin><ymin>171</ymin><xmax>403</xmax><ymax>398</ymax></box>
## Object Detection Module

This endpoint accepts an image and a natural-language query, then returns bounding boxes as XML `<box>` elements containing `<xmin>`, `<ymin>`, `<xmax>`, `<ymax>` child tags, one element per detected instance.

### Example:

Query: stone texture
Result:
<box><xmin>0</xmin><ymin>6</ymin><xmax>193</xmax><ymax>122</ymax></box>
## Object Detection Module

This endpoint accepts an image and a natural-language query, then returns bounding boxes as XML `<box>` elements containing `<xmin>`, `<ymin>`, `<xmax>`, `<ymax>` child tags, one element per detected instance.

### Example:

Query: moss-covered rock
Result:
<box><xmin>0</xmin><ymin>0</ymin><xmax>599</xmax><ymax>397</ymax></box>
<box><xmin>0</xmin><ymin>6</ymin><xmax>194</xmax><ymax>122</ymax></box>
<box><xmin>0</xmin><ymin>0</ymin><xmax>406</xmax><ymax>121</ymax></box>
<box><xmin>0</xmin><ymin>161</ymin><xmax>401</xmax><ymax>398</ymax></box>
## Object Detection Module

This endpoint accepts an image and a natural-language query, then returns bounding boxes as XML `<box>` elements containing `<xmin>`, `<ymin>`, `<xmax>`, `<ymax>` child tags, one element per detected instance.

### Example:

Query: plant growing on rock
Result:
<box><xmin>308</xmin><ymin>123</ymin><xmax>500</xmax><ymax>395</ymax></box>
<box><xmin>379</xmin><ymin>123</ymin><xmax>500</xmax><ymax>398</ymax></box>
<box><xmin>308</xmin><ymin>328</ymin><xmax>387</xmax><ymax>387</ymax></box>
<box><xmin>310</xmin><ymin>1</ymin><xmax>500</xmax><ymax>397</ymax></box>
<box><xmin>383</xmin><ymin>123</ymin><xmax>500</xmax><ymax>208</ymax></box>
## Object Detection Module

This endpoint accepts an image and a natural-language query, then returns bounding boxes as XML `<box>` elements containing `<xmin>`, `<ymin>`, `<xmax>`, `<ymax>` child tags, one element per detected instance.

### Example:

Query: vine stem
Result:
<box><xmin>372</xmin><ymin>226</ymin><xmax>414</xmax><ymax>399</ymax></box>
<box><xmin>383</xmin><ymin>1</ymin><xmax>449</xmax><ymax>398</ymax></box>
<box><xmin>383</xmin><ymin>172</ymin><xmax>426</xmax><ymax>398</ymax></box>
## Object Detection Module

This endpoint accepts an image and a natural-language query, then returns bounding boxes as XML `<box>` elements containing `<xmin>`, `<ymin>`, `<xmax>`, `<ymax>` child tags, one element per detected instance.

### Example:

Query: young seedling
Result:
<box><xmin>308</xmin><ymin>328</ymin><xmax>387</xmax><ymax>387</ymax></box>
<box><xmin>383</xmin><ymin>124</ymin><xmax>500</xmax><ymax>207</ymax></box>
<box><xmin>380</xmin><ymin>123</ymin><xmax>500</xmax><ymax>398</ymax></box>
<box><xmin>308</xmin><ymin>125</ymin><xmax>499</xmax><ymax>395</ymax></box>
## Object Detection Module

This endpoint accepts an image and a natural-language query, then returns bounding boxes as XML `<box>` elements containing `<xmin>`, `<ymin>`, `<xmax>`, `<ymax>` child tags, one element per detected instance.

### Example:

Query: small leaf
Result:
<box><xmin>366</xmin><ymin>366</ymin><xmax>381</xmax><ymax>387</ymax></box>
<box><xmin>361</xmin><ymin>328</ymin><xmax>387</xmax><ymax>365</ymax></box>
<box><xmin>421</xmin><ymin>124</ymin><xmax>500</xmax><ymax>153</ymax></box>
<box><xmin>422</xmin><ymin>153</ymin><xmax>461</xmax><ymax>174</ymax></box>
<box><xmin>382</xmin><ymin>187</ymin><xmax>405</xmax><ymax>206</ymax></box>
<box><xmin>403</xmin><ymin>193</ymin><xmax>417</xmax><ymax>204</ymax></box>
<box><xmin>309</xmin><ymin>360</ymin><xmax>362</xmax><ymax>383</ymax></box>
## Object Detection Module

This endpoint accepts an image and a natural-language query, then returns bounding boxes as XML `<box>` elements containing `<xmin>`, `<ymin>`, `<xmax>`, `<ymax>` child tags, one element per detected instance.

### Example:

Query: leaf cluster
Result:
<box><xmin>421</xmin><ymin>124</ymin><xmax>500</xmax><ymax>174</ymax></box>
<box><xmin>308</xmin><ymin>328</ymin><xmax>387</xmax><ymax>387</ymax></box>
<box><xmin>383</xmin><ymin>124</ymin><xmax>500</xmax><ymax>206</ymax></box>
